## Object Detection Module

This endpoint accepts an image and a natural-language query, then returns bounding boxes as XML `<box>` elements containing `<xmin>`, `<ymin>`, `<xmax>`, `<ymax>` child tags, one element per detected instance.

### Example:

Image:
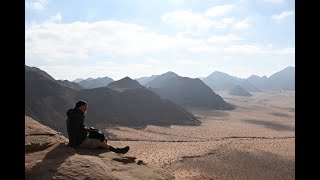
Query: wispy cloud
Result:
<box><xmin>26</xmin><ymin>20</ymin><xmax>174</xmax><ymax>61</ymax></box>
<box><xmin>27</xmin><ymin>18</ymin><xmax>223</xmax><ymax>63</ymax></box>
<box><xmin>49</xmin><ymin>13</ymin><xmax>62</xmax><ymax>22</ymax></box>
<box><xmin>263</xmin><ymin>0</ymin><xmax>286</xmax><ymax>4</ymax></box>
<box><xmin>224</xmin><ymin>44</ymin><xmax>265</xmax><ymax>54</ymax></box>
<box><xmin>26</xmin><ymin>0</ymin><xmax>50</xmax><ymax>11</ymax></box>
<box><xmin>26</xmin><ymin>17</ymin><xmax>292</xmax><ymax>64</ymax></box>
<box><xmin>146</xmin><ymin>58</ymin><xmax>161</xmax><ymax>64</ymax></box>
<box><xmin>232</xmin><ymin>18</ymin><xmax>251</xmax><ymax>30</ymax></box>
<box><xmin>208</xmin><ymin>34</ymin><xmax>244</xmax><ymax>43</ymax></box>
<box><xmin>277</xmin><ymin>47</ymin><xmax>295</xmax><ymax>55</ymax></box>
<box><xmin>161</xmin><ymin>4</ymin><xmax>250</xmax><ymax>33</ymax></box>
<box><xmin>204</xmin><ymin>4</ymin><xmax>235</xmax><ymax>18</ymax></box>
<box><xmin>272</xmin><ymin>11</ymin><xmax>294</xmax><ymax>22</ymax></box>
<box><xmin>177</xmin><ymin>59</ymin><xmax>200</xmax><ymax>65</ymax></box>
<box><xmin>162</xmin><ymin>10</ymin><xmax>213</xmax><ymax>32</ymax></box>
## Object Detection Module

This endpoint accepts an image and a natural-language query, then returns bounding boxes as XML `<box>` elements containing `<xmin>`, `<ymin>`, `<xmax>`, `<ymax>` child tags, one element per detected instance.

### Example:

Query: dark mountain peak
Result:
<box><xmin>162</xmin><ymin>71</ymin><xmax>179</xmax><ymax>78</ymax></box>
<box><xmin>26</xmin><ymin>67</ymin><xmax>201</xmax><ymax>133</ymax></box>
<box><xmin>78</xmin><ymin>76</ymin><xmax>114</xmax><ymax>89</ymax></box>
<box><xmin>285</xmin><ymin>66</ymin><xmax>294</xmax><ymax>69</ymax></box>
<box><xmin>25</xmin><ymin>65</ymin><xmax>83</xmax><ymax>90</ymax></box>
<box><xmin>229</xmin><ymin>85</ymin><xmax>252</xmax><ymax>97</ymax></box>
<box><xmin>269</xmin><ymin>66</ymin><xmax>295</xmax><ymax>79</ymax></box>
<box><xmin>248</xmin><ymin>75</ymin><xmax>260</xmax><ymax>79</ymax></box>
<box><xmin>206</xmin><ymin>71</ymin><xmax>236</xmax><ymax>82</ymax></box>
<box><xmin>122</xmin><ymin>76</ymin><xmax>132</xmax><ymax>80</ymax></box>
<box><xmin>145</xmin><ymin>71</ymin><xmax>180</xmax><ymax>88</ymax></box>
<box><xmin>208</xmin><ymin>71</ymin><xmax>229</xmax><ymax>77</ymax></box>
<box><xmin>135</xmin><ymin>75</ymin><xmax>159</xmax><ymax>85</ymax></box>
<box><xmin>72</xmin><ymin>78</ymin><xmax>84</xmax><ymax>83</ymax></box>
<box><xmin>267</xmin><ymin>66</ymin><xmax>295</xmax><ymax>90</ymax></box>
<box><xmin>96</xmin><ymin>76</ymin><xmax>114</xmax><ymax>81</ymax></box>
<box><xmin>107</xmin><ymin>76</ymin><xmax>143</xmax><ymax>91</ymax></box>
<box><xmin>25</xmin><ymin>65</ymin><xmax>56</xmax><ymax>81</ymax></box>
<box><xmin>86</xmin><ymin>77</ymin><xmax>94</xmax><ymax>81</ymax></box>
<box><xmin>145</xmin><ymin>72</ymin><xmax>234</xmax><ymax>110</ymax></box>
<box><xmin>281</xmin><ymin>66</ymin><xmax>295</xmax><ymax>73</ymax></box>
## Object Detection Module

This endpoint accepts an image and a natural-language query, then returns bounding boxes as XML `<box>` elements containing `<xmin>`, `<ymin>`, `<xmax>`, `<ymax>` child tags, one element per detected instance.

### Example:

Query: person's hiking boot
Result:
<box><xmin>109</xmin><ymin>146</ymin><xmax>130</xmax><ymax>154</ymax></box>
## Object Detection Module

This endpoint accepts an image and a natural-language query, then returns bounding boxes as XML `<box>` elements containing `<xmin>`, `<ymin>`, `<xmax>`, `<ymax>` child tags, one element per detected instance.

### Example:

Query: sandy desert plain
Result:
<box><xmin>104</xmin><ymin>90</ymin><xmax>295</xmax><ymax>180</ymax></box>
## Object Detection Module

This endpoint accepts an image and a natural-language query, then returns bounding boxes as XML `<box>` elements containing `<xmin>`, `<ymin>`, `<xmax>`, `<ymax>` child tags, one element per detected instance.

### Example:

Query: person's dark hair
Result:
<box><xmin>75</xmin><ymin>100</ymin><xmax>87</xmax><ymax>108</ymax></box>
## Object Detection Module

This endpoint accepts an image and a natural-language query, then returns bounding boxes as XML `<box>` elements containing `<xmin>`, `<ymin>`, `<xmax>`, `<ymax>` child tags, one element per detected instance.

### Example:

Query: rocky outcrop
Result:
<box><xmin>25</xmin><ymin>116</ymin><xmax>174</xmax><ymax>180</ymax></box>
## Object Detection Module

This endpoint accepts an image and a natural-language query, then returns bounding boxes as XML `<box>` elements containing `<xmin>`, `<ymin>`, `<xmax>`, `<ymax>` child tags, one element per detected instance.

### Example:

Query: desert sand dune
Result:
<box><xmin>105</xmin><ymin>90</ymin><xmax>295</xmax><ymax>179</ymax></box>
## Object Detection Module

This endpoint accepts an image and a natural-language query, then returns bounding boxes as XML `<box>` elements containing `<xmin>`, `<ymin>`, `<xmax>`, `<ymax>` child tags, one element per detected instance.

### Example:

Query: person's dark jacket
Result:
<box><xmin>66</xmin><ymin>108</ymin><xmax>88</xmax><ymax>148</ymax></box>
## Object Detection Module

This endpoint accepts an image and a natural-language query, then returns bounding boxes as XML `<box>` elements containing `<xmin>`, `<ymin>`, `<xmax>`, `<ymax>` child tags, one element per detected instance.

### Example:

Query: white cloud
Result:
<box><xmin>224</xmin><ymin>44</ymin><xmax>295</xmax><ymax>56</ymax></box>
<box><xmin>224</xmin><ymin>44</ymin><xmax>266</xmax><ymax>54</ymax></box>
<box><xmin>208</xmin><ymin>34</ymin><xmax>244</xmax><ymax>43</ymax></box>
<box><xmin>50</xmin><ymin>13</ymin><xmax>62</xmax><ymax>22</ymax></box>
<box><xmin>146</xmin><ymin>58</ymin><xmax>161</xmax><ymax>64</ymax></box>
<box><xmin>177</xmin><ymin>59</ymin><xmax>200</xmax><ymax>65</ymax></box>
<box><xmin>277</xmin><ymin>47</ymin><xmax>295</xmax><ymax>55</ymax></box>
<box><xmin>232</xmin><ymin>18</ymin><xmax>251</xmax><ymax>30</ymax></box>
<box><xmin>162</xmin><ymin>5</ymin><xmax>249</xmax><ymax>33</ymax></box>
<box><xmin>26</xmin><ymin>0</ymin><xmax>49</xmax><ymax>11</ymax></box>
<box><xmin>204</xmin><ymin>4</ymin><xmax>235</xmax><ymax>18</ymax></box>
<box><xmin>26</xmin><ymin>20</ymin><xmax>178</xmax><ymax>61</ymax></box>
<box><xmin>171</xmin><ymin>0</ymin><xmax>186</xmax><ymax>5</ymax></box>
<box><xmin>187</xmin><ymin>45</ymin><xmax>220</xmax><ymax>53</ymax></box>
<box><xmin>161</xmin><ymin>10</ymin><xmax>213</xmax><ymax>31</ymax></box>
<box><xmin>272</xmin><ymin>11</ymin><xmax>294</xmax><ymax>22</ymax></box>
<box><xmin>27</xmin><ymin>18</ymin><xmax>222</xmax><ymax>63</ymax></box>
<box><xmin>96</xmin><ymin>61</ymin><xmax>115</xmax><ymax>66</ymax></box>
<box><xmin>263</xmin><ymin>0</ymin><xmax>285</xmax><ymax>4</ymax></box>
<box><xmin>26</xmin><ymin>17</ymin><xmax>291</xmax><ymax>63</ymax></box>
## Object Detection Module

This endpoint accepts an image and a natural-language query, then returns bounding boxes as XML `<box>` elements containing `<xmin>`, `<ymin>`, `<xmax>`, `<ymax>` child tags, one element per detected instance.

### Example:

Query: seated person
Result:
<box><xmin>66</xmin><ymin>100</ymin><xmax>130</xmax><ymax>154</ymax></box>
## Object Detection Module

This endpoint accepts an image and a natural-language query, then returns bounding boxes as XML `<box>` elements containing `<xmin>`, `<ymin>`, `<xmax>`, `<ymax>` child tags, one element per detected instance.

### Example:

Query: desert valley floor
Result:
<box><xmin>105</xmin><ymin>90</ymin><xmax>295</xmax><ymax>180</ymax></box>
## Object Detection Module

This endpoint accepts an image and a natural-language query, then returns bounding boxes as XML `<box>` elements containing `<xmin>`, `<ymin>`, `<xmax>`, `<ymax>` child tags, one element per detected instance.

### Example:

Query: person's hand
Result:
<box><xmin>88</xmin><ymin>127</ymin><xmax>95</xmax><ymax>132</ymax></box>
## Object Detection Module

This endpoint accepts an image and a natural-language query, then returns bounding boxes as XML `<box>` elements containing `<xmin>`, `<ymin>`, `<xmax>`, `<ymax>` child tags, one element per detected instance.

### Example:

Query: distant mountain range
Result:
<box><xmin>25</xmin><ymin>66</ymin><xmax>83</xmax><ymax>90</ymax></box>
<box><xmin>246</xmin><ymin>66</ymin><xmax>295</xmax><ymax>91</ymax></box>
<box><xmin>265</xmin><ymin>66</ymin><xmax>295</xmax><ymax>90</ymax></box>
<box><xmin>135</xmin><ymin>75</ymin><xmax>159</xmax><ymax>85</ymax></box>
<box><xmin>202</xmin><ymin>66</ymin><xmax>295</xmax><ymax>92</ymax></box>
<box><xmin>25</xmin><ymin>65</ymin><xmax>294</xmax><ymax>133</ymax></box>
<box><xmin>25</xmin><ymin>65</ymin><xmax>200</xmax><ymax>134</ymax></box>
<box><xmin>202</xmin><ymin>71</ymin><xmax>260</xmax><ymax>92</ymax></box>
<box><xmin>77</xmin><ymin>76</ymin><xmax>114</xmax><ymax>89</ymax></box>
<box><xmin>69</xmin><ymin>66</ymin><xmax>294</xmax><ymax>92</ymax></box>
<box><xmin>145</xmin><ymin>71</ymin><xmax>234</xmax><ymax>110</ymax></box>
<box><xmin>72</xmin><ymin>78</ymin><xmax>84</xmax><ymax>83</ymax></box>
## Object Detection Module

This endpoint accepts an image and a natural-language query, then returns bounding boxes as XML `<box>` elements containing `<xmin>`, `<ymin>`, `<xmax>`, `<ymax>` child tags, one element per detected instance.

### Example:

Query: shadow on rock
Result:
<box><xmin>76</xmin><ymin>147</ymin><xmax>110</xmax><ymax>156</ymax></box>
<box><xmin>26</xmin><ymin>143</ymin><xmax>72</xmax><ymax>180</ymax></box>
<box><xmin>112</xmin><ymin>156</ymin><xmax>137</xmax><ymax>164</ymax></box>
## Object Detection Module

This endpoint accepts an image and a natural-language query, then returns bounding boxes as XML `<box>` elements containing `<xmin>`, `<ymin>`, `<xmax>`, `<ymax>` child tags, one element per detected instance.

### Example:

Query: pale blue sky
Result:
<box><xmin>25</xmin><ymin>0</ymin><xmax>295</xmax><ymax>81</ymax></box>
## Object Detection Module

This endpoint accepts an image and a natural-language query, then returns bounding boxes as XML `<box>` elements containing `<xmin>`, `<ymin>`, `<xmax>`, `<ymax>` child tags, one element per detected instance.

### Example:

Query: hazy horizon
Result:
<box><xmin>26</xmin><ymin>64</ymin><xmax>294</xmax><ymax>81</ymax></box>
<box><xmin>25</xmin><ymin>0</ymin><xmax>294</xmax><ymax>81</ymax></box>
